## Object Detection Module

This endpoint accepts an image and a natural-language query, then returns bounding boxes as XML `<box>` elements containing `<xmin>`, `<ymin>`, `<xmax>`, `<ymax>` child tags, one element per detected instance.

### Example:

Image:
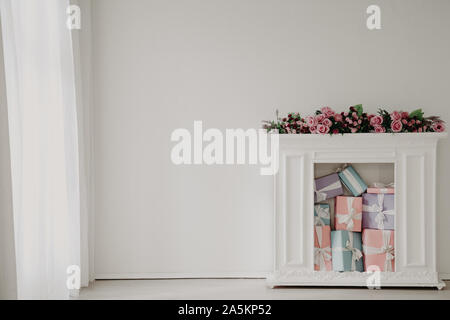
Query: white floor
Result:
<box><xmin>78</xmin><ymin>279</ymin><xmax>450</xmax><ymax>300</ymax></box>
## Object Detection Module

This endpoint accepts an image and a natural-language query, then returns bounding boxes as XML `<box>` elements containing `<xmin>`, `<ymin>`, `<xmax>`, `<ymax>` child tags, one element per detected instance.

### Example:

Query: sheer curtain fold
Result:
<box><xmin>0</xmin><ymin>0</ymin><xmax>82</xmax><ymax>299</ymax></box>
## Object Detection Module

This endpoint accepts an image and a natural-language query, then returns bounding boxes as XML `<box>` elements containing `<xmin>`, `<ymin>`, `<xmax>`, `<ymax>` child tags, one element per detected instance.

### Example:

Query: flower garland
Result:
<box><xmin>262</xmin><ymin>105</ymin><xmax>445</xmax><ymax>135</ymax></box>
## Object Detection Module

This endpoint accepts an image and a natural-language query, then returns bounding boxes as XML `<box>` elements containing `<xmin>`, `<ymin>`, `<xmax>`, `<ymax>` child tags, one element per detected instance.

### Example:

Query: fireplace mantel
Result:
<box><xmin>268</xmin><ymin>132</ymin><xmax>447</xmax><ymax>289</ymax></box>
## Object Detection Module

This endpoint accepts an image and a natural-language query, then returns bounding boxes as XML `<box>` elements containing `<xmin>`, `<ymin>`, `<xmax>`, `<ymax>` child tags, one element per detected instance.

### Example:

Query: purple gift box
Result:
<box><xmin>314</xmin><ymin>173</ymin><xmax>344</xmax><ymax>202</ymax></box>
<box><xmin>362</xmin><ymin>193</ymin><xmax>395</xmax><ymax>230</ymax></box>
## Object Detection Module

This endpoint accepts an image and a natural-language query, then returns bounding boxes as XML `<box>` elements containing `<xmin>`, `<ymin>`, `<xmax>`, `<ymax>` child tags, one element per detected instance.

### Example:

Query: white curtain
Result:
<box><xmin>0</xmin><ymin>0</ymin><xmax>82</xmax><ymax>299</ymax></box>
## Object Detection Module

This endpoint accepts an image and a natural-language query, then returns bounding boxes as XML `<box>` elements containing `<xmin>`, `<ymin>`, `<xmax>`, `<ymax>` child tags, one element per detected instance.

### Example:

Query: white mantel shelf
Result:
<box><xmin>268</xmin><ymin>132</ymin><xmax>447</xmax><ymax>289</ymax></box>
<box><xmin>276</xmin><ymin>132</ymin><xmax>447</xmax><ymax>143</ymax></box>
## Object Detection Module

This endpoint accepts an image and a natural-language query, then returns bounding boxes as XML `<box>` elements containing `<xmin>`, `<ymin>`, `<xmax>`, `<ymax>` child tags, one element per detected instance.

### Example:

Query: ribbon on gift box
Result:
<box><xmin>314</xmin><ymin>205</ymin><xmax>330</xmax><ymax>226</ymax></box>
<box><xmin>371</xmin><ymin>182</ymin><xmax>395</xmax><ymax>188</ymax></box>
<box><xmin>335</xmin><ymin>163</ymin><xmax>349</xmax><ymax>173</ymax></box>
<box><xmin>363</xmin><ymin>193</ymin><xmax>395</xmax><ymax>229</ymax></box>
<box><xmin>363</xmin><ymin>231</ymin><xmax>395</xmax><ymax>272</ymax></box>
<box><xmin>340</xmin><ymin>167</ymin><xmax>366</xmax><ymax>195</ymax></box>
<box><xmin>332</xmin><ymin>236</ymin><xmax>362</xmax><ymax>271</ymax></box>
<box><xmin>314</xmin><ymin>180</ymin><xmax>342</xmax><ymax>202</ymax></box>
<box><xmin>369</xmin><ymin>182</ymin><xmax>395</xmax><ymax>194</ymax></box>
<box><xmin>336</xmin><ymin>197</ymin><xmax>362</xmax><ymax>231</ymax></box>
<box><xmin>314</xmin><ymin>227</ymin><xmax>331</xmax><ymax>270</ymax></box>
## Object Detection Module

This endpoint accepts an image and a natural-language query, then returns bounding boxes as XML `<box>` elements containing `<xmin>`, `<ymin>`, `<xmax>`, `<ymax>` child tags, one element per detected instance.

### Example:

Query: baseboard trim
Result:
<box><xmin>95</xmin><ymin>272</ymin><xmax>270</xmax><ymax>280</ymax></box>
<box><xmin>440</xmin><ymin>273</ymin><xmax>450</xmax><ymax>280</ymax></box>
<box><xmin>95</xmin><ymin>272</ymin><xmax>449</xmax><ymax>281</ymax></box>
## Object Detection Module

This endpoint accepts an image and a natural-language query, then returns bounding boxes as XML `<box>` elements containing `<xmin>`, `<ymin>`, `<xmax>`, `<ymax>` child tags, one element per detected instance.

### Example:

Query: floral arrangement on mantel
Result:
<box><xmin>262</xmin><ymin>105</ymin><xmax>445</xmax><ymax>135</ymax></box>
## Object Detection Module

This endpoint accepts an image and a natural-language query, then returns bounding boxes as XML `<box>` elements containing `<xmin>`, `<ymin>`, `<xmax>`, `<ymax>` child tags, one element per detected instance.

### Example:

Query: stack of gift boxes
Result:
<box><xmin>314</xmin><ymin>165</ymin><xmax>395</xmax><ymax>272</ymax></box>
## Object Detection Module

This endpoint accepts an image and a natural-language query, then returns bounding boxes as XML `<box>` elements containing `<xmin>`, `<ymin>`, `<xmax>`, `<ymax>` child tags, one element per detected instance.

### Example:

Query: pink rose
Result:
<box><xmin>391</xmin><ymin>120</ymin><xmax>403</xmax><ymax>133</ymax></box>
<box><xmin>309</xmin><ymin>126</ymin><xmax>317</xmax><ymax>134</ymax></box>
<box><xmin>315</xmin><ymin>114</ymin><xmax>325</xmax><ymax>123</ymax></box>
<box><xmin>316</xmin><ymin>124</ymin><xmax>330</xmax><ymax>135</ymax></box>
<box><xmin>352</xmin><ymin>112</ymin><xmax>358</xmax><ymax>119</ymax></box>
<box><xmin>401</xmin><ymin>112</ymin><xmax>409</xmax><ymax>119</ymax></box>
<box><xmin>351</xmin><ymin>128</ymin><xmax>358</xmax><ymax>133</ymax></box>
<box><xmin>374</xmin><ymin>125</ymin><xmax>386</xmax><ymax>133</ymax></box>
<box><xmin>402</xmin><ymin>119</ymin><xmax>408</xmax><ymax>125</ymax></box>
<box><xmin>334</xmin><ymin>114</ymin><xmax>343</xmax><ymax>122</ymax></box>
<box><xmin>390</xmin><ymin>111</ymin><xmax>402</xmax><ymax>121</ymax></box>
<box><xmin>305</xmin><ymin>116</ymin><xmax>318</xmax><ymax>127</ymax></box>
<box><xmin>432</xmin><ymin>122</ymin><xmax>445</xmax><ymax>132</ymax></box>
<box><xmin>322</xmin><ymin>118</ymin><xmax>332</xmax><ymax>127</ymax></box>
<box><xmin>370</xmin><ymin>115</ymin><xmax>383</xmax><ymax>127</ymax></box>
<box><xmin>321</xmin><ymin>107</ymin><xmax>335</xmax><ymax>118</ymax></box>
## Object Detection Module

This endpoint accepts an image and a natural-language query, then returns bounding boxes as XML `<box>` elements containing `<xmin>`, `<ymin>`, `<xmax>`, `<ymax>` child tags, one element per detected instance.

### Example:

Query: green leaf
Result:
<box><xmin>354</xmin><ymin>104</ymin><xmax>363</xmax><ymax>116</ymax></box>
<box><xmin>409</xmin><ymin>109</ymin><xmax>424</xmax><ymax>120</ymax></box>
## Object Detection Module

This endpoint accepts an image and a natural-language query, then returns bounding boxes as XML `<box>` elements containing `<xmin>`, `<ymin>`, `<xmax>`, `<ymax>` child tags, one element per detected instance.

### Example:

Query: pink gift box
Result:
<box><xmin>367</xmin><ymin>187</ymin><xmax>395</xmax><ymax>194</ymax></box>
<box><xmin>334</xmin><ymin>196</ymin><xmax>362</xmax><ymax>232</ymax></box>
<box><xmin>362</xmin><ymin>229</ymin><xmax>395</xmax><ymax>272</ymax></box>
<box><xmin>314</xmin><ymin>226</ymin><xmax>332</xmax><ymax>271</ymax></box>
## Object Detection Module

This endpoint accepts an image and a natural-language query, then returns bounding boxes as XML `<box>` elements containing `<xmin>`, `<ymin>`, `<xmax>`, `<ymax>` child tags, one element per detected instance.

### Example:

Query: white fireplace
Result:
<box><xmin>267</xmin><ymin>132</ymin><xmax>447</xmax><ymax>289</ymax></box>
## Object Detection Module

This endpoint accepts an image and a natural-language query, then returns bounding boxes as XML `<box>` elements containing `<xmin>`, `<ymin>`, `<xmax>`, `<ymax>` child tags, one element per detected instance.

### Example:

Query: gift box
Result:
<box><xmin>338</xmin><ymin>166</ymin><xmax>368</xmax><ymax>197</ymax></box>
<box><xmin>367</xmin><ymin>182</ymin><xmax>395</xmax><ymax>194</ymax></box>
<box><xmin>335</xmin><ymin>196</ymin><xmax>362</xmax><ymax>232</ymax></box>
<box><xmin>331</xmin><ymin>230</ymin><xmax>364</xmax><ymax>272</ymax></box>
<box><xmin>367</xmin><ymin>187</ymin><xmax>395</xmax><ymax>194</ymax></box>
<box><xmin>314</xmin><ymin>173</ymin><xmax>344</xmax><ymax>202</ymax></box>
<box><xmin>362</xmin><ymin>193</ymin><xmax>395</xmax><ymax>230</ymax></box>
<box><xmin>314</xmin><ymin>204</ymin><xmax>331</xmax><ymax>226</ymax></box>
<box><xmin>362</xmin><ymin>229</ymin><xmax>395</xmax><ymax>272</ymax></box>
<box><xmin>314</xmin><ymin>226</ymin><xmax>332</xmax><ymax>271</ymax></box>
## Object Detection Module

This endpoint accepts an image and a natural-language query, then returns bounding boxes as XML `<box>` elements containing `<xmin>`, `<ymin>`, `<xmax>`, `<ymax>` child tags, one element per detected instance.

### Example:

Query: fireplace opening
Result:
<box><xmin>313</xmin><ymin>162</ymin><xmax>395</xmax><ymax>273</ymax></box>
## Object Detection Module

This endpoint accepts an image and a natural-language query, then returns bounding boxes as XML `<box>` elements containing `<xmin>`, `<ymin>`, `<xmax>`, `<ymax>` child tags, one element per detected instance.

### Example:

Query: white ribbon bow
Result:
<box><xmin>370</xmin><ymin>182</ymin><xmax>395</xmax><ymax>194</ymax></box>
<box><xmin>363</xmin><ymin>193</ymin><xmax>395</xmax><ymax>229</ymax></box>
<box><xmin>314</xmin><ymin>247</ymin><xmax>332</xmax><ymax>270</ymax></box>
<box><xmin>336</xmin><ymin>197</ymin><xmax>362</xmax><ymax>230</ymax></box>
<box><xmin>332</xmin><ymin>235</ymin><xmax>362</xmax><ymax>271</ymax></box>
<box><xmin>314</xmin><ymin>227</ymin><xmax>332</xmax><ymax>270</ymax></box>
<box><xmin>371</xmin><ymin>182</ymin><xmax>395</xmax><ymax>188</ymax></box>
<box><xmin>335</xmin><ymin>163</ymin><xmax>349</xmax><ymax>173</ymax></box>
<box><xmin>314</xmin><ymin>205</ymin><xmax>330</xmax><ymax>226</ymax></box>
<box><xmin>363</xmin><ymin>231</ymin><xmax>395</xmax><ymax>271</ymax></box>
<box><xmin>314</xmin><ymin>180</ymin><xmax>341</xmax><ymax>202</ymax></box>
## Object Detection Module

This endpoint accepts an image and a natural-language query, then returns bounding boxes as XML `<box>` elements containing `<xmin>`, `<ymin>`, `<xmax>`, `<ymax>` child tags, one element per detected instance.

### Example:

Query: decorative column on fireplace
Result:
<box><xmin>267</xmin><ymin>132</ymin><xmax>447</xmax><ymax>289</ymax></box>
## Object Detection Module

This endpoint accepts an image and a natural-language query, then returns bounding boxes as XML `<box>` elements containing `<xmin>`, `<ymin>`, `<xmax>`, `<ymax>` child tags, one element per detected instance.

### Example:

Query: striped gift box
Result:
<box><xmin>338</xmin><ymin>166</ymin><xmax>368</xmax><ymax>197</ymax></box>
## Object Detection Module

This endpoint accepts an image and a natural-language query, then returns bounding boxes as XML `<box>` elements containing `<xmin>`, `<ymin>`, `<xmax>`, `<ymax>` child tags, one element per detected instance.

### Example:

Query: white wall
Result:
<box><xmin>92</xmin><ymin>0</ymin><xmax>450</xmax><ymax>278</ymax></box>
<box><xmin>0</xmin><ymin>19</ymin><xmax>17</xmax><ymax>299</ymax></box>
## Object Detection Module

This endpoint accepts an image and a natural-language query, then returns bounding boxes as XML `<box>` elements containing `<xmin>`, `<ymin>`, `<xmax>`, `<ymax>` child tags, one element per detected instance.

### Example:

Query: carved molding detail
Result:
<box><xmin>267</xmin><ymin>269</ymin><xmax>441</xmax><ymax>287</ymax></box>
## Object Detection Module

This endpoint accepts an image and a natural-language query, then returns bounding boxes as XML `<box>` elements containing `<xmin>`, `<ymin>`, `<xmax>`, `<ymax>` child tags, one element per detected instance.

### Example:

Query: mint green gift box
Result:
<box><xmin>338</xmin><ymin>166</ymin><xmax>368</xmax><ymax>197</ymax></box>
<box><xmin>331</xmin><ymin>230</ymin><xmax>364</xmax><ymax>272</ymax></box>
<box><xmin>314</xmin><ymin>204</ymin><xmax>330</xmax><ymax>226</ymax></box>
